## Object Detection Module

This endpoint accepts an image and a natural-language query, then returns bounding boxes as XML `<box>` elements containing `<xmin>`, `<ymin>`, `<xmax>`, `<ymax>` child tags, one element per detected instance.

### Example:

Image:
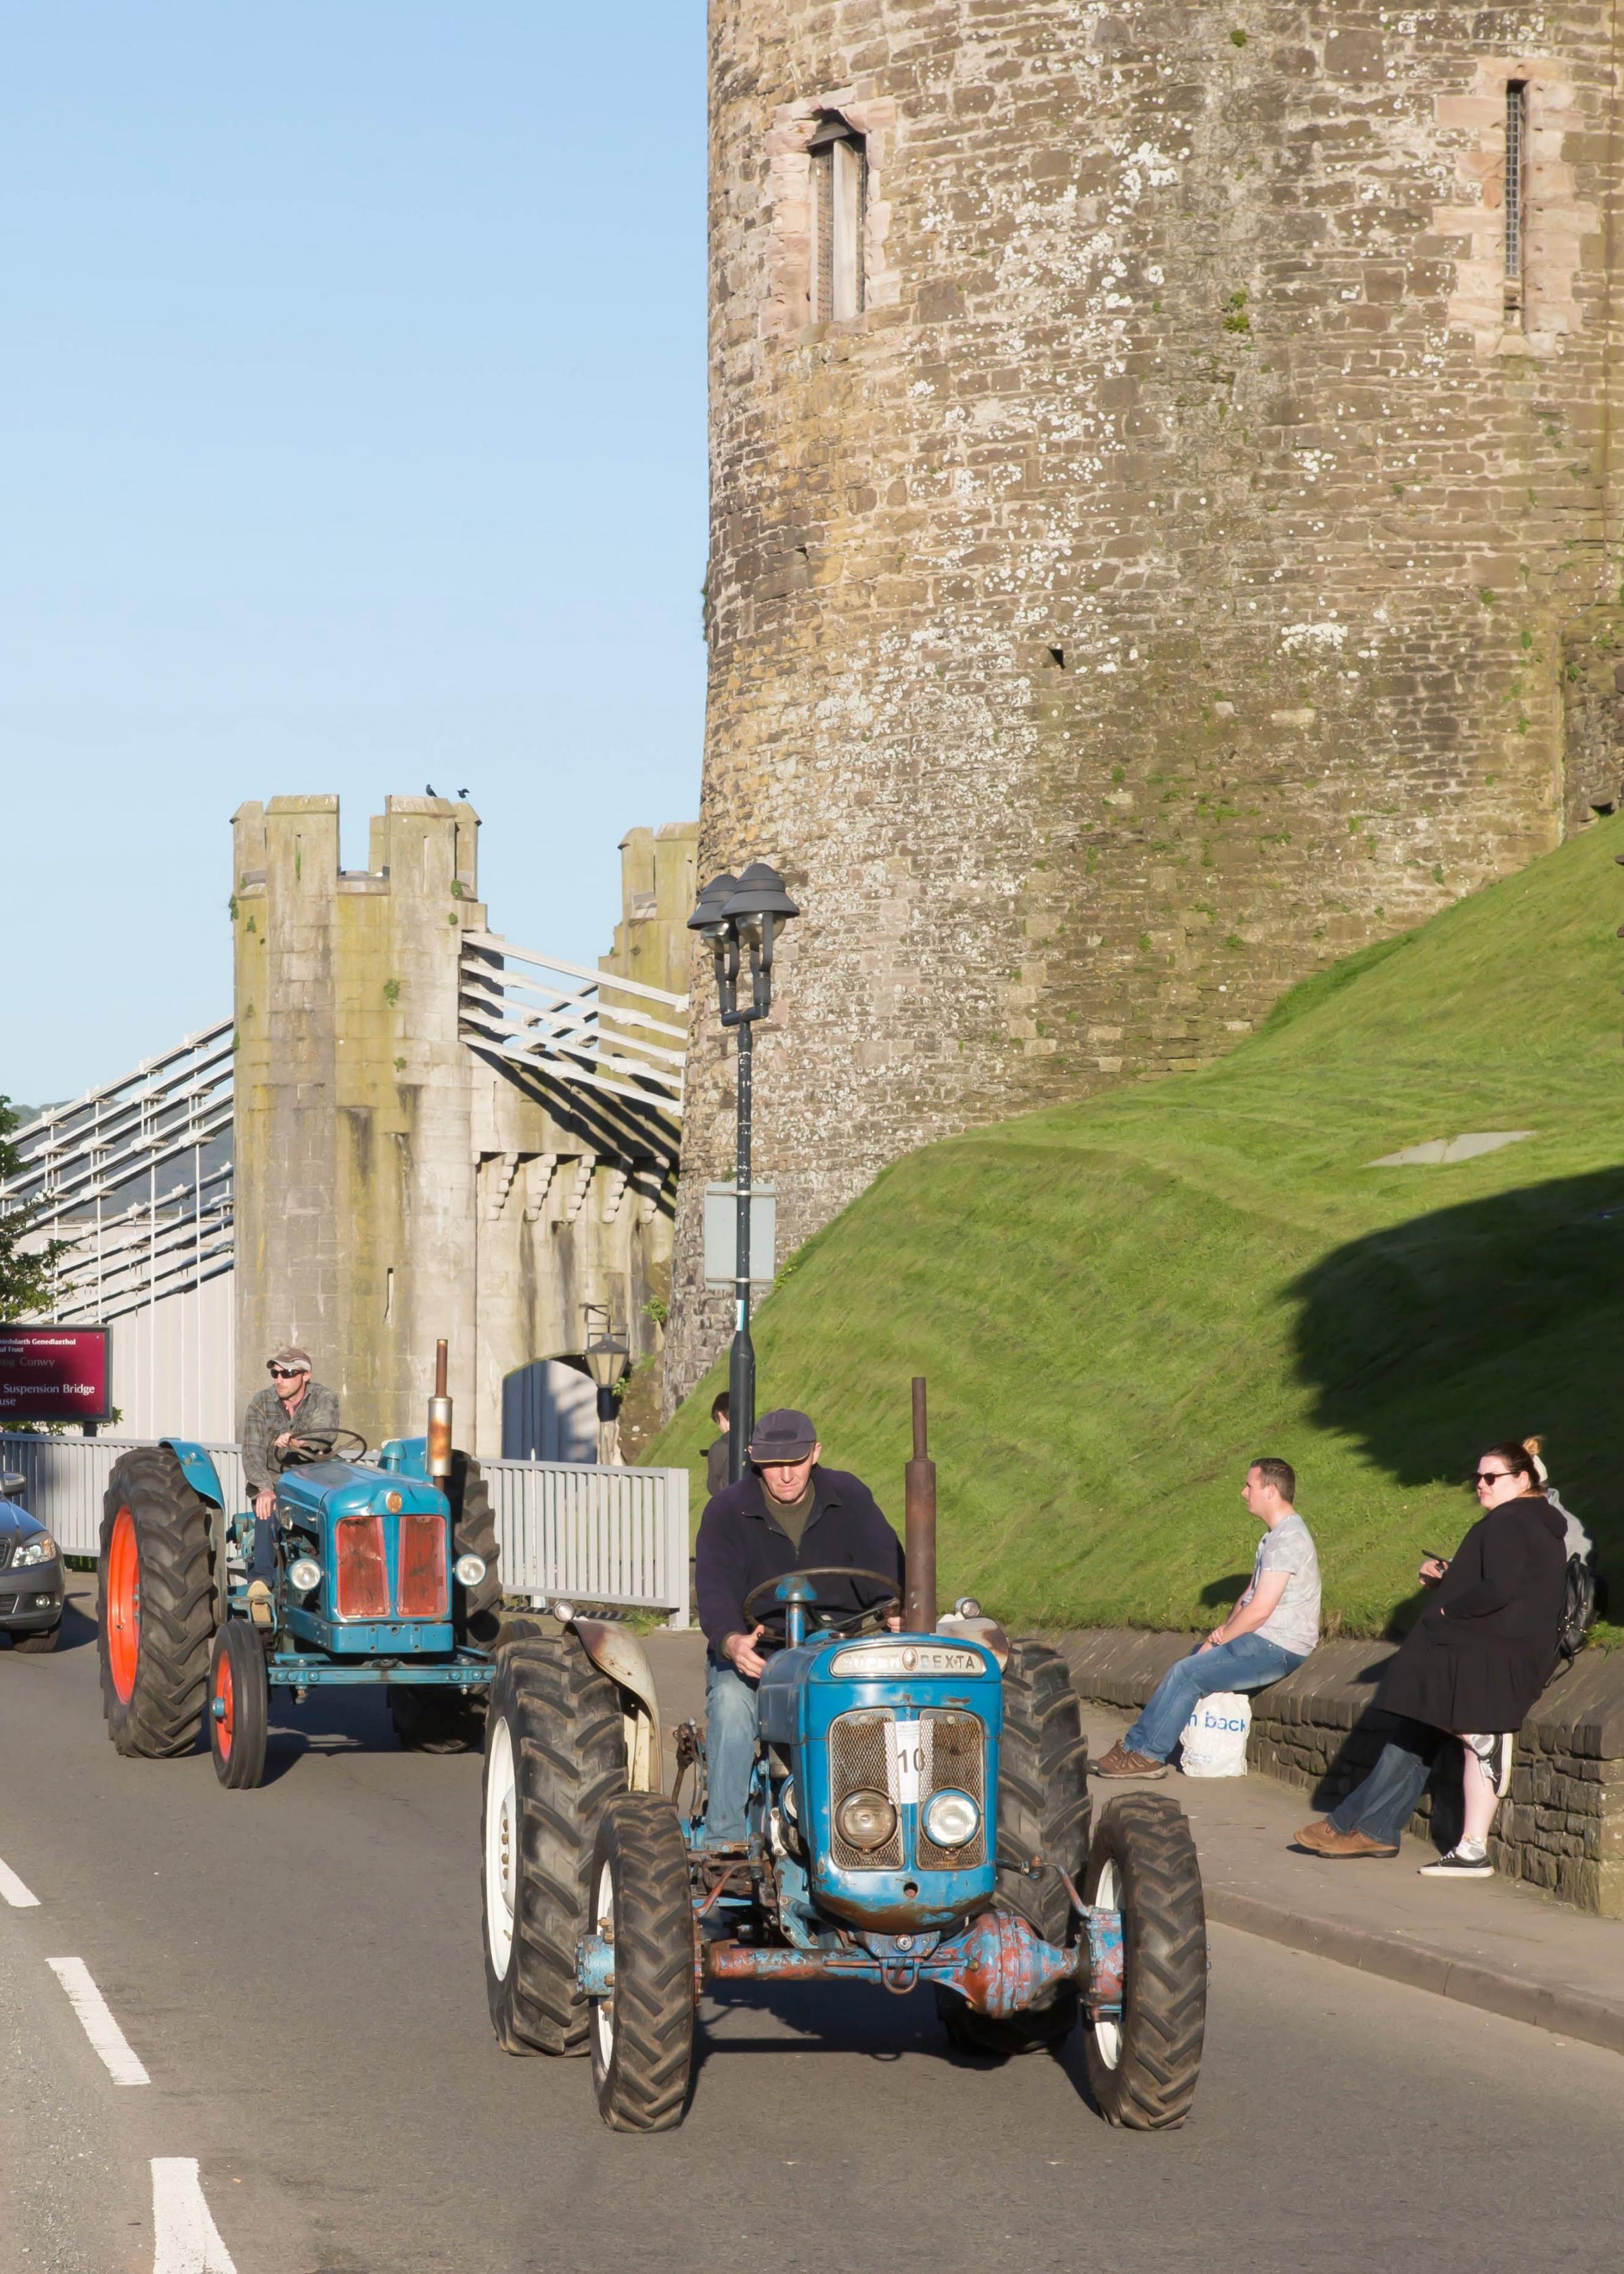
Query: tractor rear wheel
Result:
<box><xmin>208</xmin><ymin>1623</ymin><xmax>269</xmax><ymax>1790</ymax></box>
<box><xmin>481</xmin><ymin>1636</ymin><xmax>627</xmax><ymax>2055</ymax></box>
<box><xmin>97</xmin><ymin>1448</ymin><xmax>216</xmax><ymax>1757</ymax></box>
<box><xmin>587</xmin><ymin>1793</ymin><xmax>694</xmax><ymax>2132</ymax></box>
<box><xmin>450</xmin><ymin>1452</ymin><xmax>501</xmax><ymax>1647</ymax></box>
<box><xmin>1083</xmin><ymin>1791</ymin><xmax>1207</xmax><ymax>2130</ymax></box>
<box><xmin>938</xmin><ymin>1637</ymin><xmax>1091</xmax><ymax>2058</ymax></box>
<box><xmin>388</xmin><ymin>1685</ymin><xmax>482</xmax><ymax>1753</ymax></box>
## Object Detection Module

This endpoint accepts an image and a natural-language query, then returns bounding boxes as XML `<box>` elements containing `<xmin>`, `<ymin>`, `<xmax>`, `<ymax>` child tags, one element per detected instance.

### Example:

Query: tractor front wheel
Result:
<box><xmin>97</xmin><ymin>1448</ymin><xmax>216</xmax><ymax>1757</ymax></box>
<box><xmin>208</xmin><ymin>1624</ymin><xmax>269</xmax><ymax>1790</ymax></box>
<box><xmin>587</xmin><ymin>1793</ymin><xmax>694</xmax><ymax>2133</ymax></box>
<box><xmin>1083</xmin><ymin>1791</ymin><xmax>1207</xmax><ymax>2130</ymax></box>
<box><xmin>481</xmin><ymin>1636</ymin><xmax>628</xmax><ymax>2055</ymax></box>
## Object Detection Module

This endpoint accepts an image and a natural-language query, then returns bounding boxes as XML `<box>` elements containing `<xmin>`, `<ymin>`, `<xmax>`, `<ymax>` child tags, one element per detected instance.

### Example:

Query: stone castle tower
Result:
<box><xmin>668</xmin><ymin>3</ymin><xmax>1624</xmax><ymax>1402</ymax></box>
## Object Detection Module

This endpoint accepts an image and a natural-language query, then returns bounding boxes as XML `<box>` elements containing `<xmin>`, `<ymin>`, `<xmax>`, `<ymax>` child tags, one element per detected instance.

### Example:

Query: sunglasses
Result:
<box><xmin>1472</xmin><ymin>1470</ymin><xmax>1510</xmax><ymax>1487</ymax></box>
<box><xmin>269</xmin><ymin>1366</ymin><xmax>304</xmax><ymax>1379</ymax></box>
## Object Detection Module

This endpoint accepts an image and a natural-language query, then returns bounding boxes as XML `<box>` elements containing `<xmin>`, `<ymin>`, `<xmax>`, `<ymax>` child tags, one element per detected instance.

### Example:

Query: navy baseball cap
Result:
<box><xmin>748</xmin><ymin>1408</ymin><xmax>819</xmax><ymax>1463</ymax></box>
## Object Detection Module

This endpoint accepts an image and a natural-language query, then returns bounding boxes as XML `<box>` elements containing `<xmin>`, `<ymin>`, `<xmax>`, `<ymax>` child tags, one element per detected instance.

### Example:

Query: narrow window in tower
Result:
<box><xmin>1504</xmin><ymin>79</ymin><xmax>1528</xmax><ymax>322</ymax></box>
<box><xmin>808</xmin><ymin>113</ymin><xmax>865</xmax><ymax>321</ymax></box>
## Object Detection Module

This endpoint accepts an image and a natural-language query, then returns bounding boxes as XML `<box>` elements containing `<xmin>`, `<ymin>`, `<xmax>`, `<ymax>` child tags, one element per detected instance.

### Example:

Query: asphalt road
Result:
<box><xmin>3</xmin><ymin>1588</ymin><xmax>1621</xmax><ymax>2274</ymax></box>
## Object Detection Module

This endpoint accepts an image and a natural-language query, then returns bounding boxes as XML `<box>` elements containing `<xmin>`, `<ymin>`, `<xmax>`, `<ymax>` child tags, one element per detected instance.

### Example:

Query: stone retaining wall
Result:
<box><xmin>1050</xmin><ymin>1629</ymin><xmax>1624</xmax><ymax>1918</ymax></box>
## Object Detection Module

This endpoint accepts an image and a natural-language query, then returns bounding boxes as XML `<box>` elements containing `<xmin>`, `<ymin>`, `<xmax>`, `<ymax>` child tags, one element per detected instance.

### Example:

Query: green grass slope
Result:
<box><xmin>648</xmin><ymin>816</ymin><xmax>1624</xmax><ymax>1641</ymax></box>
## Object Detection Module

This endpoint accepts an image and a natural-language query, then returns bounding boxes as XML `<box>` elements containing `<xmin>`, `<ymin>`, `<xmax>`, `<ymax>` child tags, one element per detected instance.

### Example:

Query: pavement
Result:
<box><xmin>2</xmin><ymin>1592</ymin><xmax>1623</xmax><ymax>2273</ymax></box>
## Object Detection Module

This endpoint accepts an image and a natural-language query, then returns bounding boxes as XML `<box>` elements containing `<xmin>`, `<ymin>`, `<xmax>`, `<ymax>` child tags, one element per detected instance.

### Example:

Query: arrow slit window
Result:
<box><xmin>809</xmin><ymin>115</ymin><xmax>865</xmax><ymax>322</ymax></box>
<box><xmin>1504</xmin><ymin>79</ymin><xmax>1528</xmax><ymax>323</ymax></box>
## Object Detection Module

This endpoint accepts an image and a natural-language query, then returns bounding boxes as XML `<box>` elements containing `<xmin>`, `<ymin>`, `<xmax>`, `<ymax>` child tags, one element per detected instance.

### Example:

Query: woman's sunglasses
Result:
<box><xmin>1472</xmin><ymin>1469</ymin><xmax>1510</xmax><ymax>1487</ymax></box>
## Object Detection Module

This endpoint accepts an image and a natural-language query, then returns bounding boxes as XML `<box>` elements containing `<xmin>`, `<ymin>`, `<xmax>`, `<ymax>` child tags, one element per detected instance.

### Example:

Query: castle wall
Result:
<box><xmin>669</xmin><ymin>1</ymin><xmax>1624</xmax><ymax>1402</ymax></box>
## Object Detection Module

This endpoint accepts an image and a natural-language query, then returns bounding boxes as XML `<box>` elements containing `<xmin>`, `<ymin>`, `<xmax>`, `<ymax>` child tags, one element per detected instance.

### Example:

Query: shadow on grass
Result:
<box><xmin>1290</xmin><ymin>1167</ymin><xmax>1624</xmax><ymax>1587</ymax></box>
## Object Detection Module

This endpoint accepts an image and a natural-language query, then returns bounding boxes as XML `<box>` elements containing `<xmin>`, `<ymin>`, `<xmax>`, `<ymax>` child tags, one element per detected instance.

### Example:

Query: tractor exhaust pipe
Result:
<box><xmin>903</xmin><ymin>1375</ymin><xmax>937</xmax><ymax>1634</ymax></box>
<box><xmin>428</xmin><ymin>1337</ymin><xmax>453</xmax><ymax>1481</ymax></box>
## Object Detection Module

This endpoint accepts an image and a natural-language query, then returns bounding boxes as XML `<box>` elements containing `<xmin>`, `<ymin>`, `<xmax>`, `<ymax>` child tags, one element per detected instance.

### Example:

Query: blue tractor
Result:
<box><xmin>97</xmin><ymin>1341</ymin><xmax>502</xmax><ymax>1786</ymax></box>
<box><xmin>480</xmin><ymin>1381</ymin><xmax>1207</xmax><ymax>2131</ymax></box>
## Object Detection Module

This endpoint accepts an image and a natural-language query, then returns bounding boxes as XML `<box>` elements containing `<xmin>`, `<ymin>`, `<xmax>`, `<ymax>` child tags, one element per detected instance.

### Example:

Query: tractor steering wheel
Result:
<box><xmin>279</xmin><ymin>1428</ymin><xmax>369</xmax><ymax>1467</ymax></box>
<box><xmin>742</xmin><ymin>1567</ymin><xmax>903</xmax><ymax>1638</ymax></box>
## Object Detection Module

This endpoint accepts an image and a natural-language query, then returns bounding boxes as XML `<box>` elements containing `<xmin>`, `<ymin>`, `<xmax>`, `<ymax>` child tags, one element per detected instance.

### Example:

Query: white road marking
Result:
<box><xmin>152</xmin><ymin>2160</ymin><xmax>238</xmax><ymax>2274</ymax></box>
<box><xmin>46</xmin><ymin>1956</ymin><xmax>150</xmax><ymax>2085</ymax></box>
<box><xmin>0</xmin><ymin>1854</ymin><xmax>40</xmax><ymax>1907</ymax></box>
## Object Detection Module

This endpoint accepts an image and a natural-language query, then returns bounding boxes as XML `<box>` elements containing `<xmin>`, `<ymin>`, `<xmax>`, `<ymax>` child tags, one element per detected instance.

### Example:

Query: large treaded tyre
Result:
<box><xmin>482</xmin><ymin>1636</ymin><xmax>628</xmax><ymax>2055</ymax></box>
<box><xmin>97</xmin><ymin>1448</ymin><xmax>216</xmax><ymax>1758</ymax></box>
<box><xmin>938</xmin><ymin>1636</ymin><xmax>1091</xmax><ymax>2058</ymax></box>
<box><xmin>587</xmin><ymin>1793</ymin><xmax>695</xmax><ymax>2133</ymax></box>
<box><xmin>450</xmin><ymin>1452</ymin><xmax>501</xmax><ymax>1647</ymax></box>
<box><xmin>1083</xmin><ymin>1791</ymin><xmax>1207</xmax><ymax>2131</ymax></box>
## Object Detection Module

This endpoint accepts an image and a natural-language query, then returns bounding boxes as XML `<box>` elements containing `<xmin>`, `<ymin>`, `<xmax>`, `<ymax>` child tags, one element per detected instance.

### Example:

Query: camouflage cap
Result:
<box><xmin>267</xmin><ymin>1345</ymin><xmax>312</xmax><ymax>1373</ymax></box>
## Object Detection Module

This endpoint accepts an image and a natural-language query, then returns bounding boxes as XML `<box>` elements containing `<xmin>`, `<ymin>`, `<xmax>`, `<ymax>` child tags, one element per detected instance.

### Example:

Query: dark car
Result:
<box><xmin>1</xmin><ymin>1474</ymin><xmax>64</xmax><ymax>1653</ymax></box>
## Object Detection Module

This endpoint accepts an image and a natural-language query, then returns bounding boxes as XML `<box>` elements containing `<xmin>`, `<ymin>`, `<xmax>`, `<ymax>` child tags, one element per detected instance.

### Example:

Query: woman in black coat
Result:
<box><xmin>1297</xmin><ymin>1440</ymin><xmax>1569</xmax><ymax>1877</ymax></box>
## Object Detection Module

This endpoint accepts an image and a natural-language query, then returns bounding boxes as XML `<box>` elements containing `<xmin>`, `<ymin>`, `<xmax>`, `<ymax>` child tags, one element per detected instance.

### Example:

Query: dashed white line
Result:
<box><xmin>46</xmin><ymin>1955</ymin><xmax>150</xmax><ymax>2086</ymax></box>
<box><xmin>0</xmin><ymin>1854</ymin><xmax>40</xmax><ymax>1907</ymax></box>
<box><xmin>152</xmin><ymin>2159</ymin><xmax>238</xmax><ymax>2274</ymax></box>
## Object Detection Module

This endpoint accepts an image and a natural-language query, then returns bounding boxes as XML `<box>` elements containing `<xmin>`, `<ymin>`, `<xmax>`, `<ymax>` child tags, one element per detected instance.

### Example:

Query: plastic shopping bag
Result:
<box><xmin>1178</xmin><ymin>1691</ymin><xmax>1251</xmax><ymax>1778</ymax></box>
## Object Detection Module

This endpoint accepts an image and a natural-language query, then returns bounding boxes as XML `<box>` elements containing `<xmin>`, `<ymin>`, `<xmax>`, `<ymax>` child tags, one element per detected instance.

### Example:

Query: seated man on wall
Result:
<box><xmin>694</xmin><ymin>1406</ymin><xmax>905</xmax><ymax>1847</ymax></box>
<box><xmin>241</xmin><ymin>1343</ymin><xmax>340</xmax><ymax>1627</ymax></box>
<box><xmin>1093</xmin><ymin>1456</ymin><xmax>1322</xmax><ymax>1779</ymax></box>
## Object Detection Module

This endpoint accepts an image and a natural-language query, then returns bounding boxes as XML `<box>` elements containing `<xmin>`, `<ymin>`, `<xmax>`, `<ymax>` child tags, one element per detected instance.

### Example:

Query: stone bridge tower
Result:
<box><xmin>232</xmin><ymin>797</ymin><xmax>694</xmax><ymax>1454</ymax></box>
<box><xmin>669</xmin><ymin>2</ymin><xmax>1624</xmax><ymax>1402</ymax></box>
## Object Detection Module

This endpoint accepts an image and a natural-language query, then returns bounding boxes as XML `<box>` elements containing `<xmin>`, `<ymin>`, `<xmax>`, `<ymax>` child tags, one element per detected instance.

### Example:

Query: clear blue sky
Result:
<box><xmin>1</xmin><ymin>4</ymin><xmax>706</xmax><ymax>1110</ymax></box>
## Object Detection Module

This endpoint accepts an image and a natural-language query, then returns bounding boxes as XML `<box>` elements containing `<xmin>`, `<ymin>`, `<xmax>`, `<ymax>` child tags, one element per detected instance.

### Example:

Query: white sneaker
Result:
<box><xmin>1419</xmin><ymin>1845</ymin><xmax>1492</xmax><ymax>1878</ymax></box>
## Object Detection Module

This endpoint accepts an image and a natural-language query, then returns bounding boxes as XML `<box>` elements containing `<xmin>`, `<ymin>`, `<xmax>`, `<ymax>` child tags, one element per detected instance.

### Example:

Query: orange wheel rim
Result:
<box><xmin>215</xmin><ymin>1650</ymin><xmax>235</xmax><ymax>1760</ymax></box>
<box><xmin>107</xmin><ymin>1507</ymin><xmax>140</xmax><ymax>1703</ymax></box>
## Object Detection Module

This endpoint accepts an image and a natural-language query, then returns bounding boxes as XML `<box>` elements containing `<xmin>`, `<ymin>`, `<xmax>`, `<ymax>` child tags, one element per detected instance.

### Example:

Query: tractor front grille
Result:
<box><xmin>829</xmin><ymin>1710</ymin><xmax>905</xmax><ymax>1871</ymax></box>
<box><xmin>916</xmin><ymin>1711</ymin><xmax>988</xmax><ymax>1868</ymax></box>
<box><xmin>334</xmin><ymin>1517</ymin><xmax>390</xmax><ymax>1619</ymax></box>
<box><xmin>397</xmin><ymin>1515</ymin><xmax>448</xmax><ymax>1618</ymax></box>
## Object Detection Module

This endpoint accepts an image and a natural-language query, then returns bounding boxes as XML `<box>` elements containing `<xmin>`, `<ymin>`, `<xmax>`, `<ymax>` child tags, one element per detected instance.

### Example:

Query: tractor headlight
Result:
<box><xmin>12</xmin><ymin>1534</ymin><xmax>57</xmax><ymax>1568</ymax></box>
<box><xmin>835</xmin><ymin>1789</ymin><xmax>898</xmax><ymax>1852</ymax></box>
<box><xmin>922</xmin><ymin>1788</ymin><xmax>980</xmax><ymax>1851</ymax></box>
<box><xmin>454</xmin><ymin>1553</ymin><xmax>487</xmax><ymax>1588</ymax></box>
<box><xmin>288</xmin><ymin>1556</ymin><xmax>323</xmax><ymax>1594</ymax></box>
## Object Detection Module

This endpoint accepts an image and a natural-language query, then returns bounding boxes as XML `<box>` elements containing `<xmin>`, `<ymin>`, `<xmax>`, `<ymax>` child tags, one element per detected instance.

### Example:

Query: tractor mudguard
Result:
<box><xmin>160</xmin><ymin>1440</ymin><xmax>225</xmax><ymax>1509</ymax></box>
<box><xmin>570</xmin><ymin>1618</ymin><xmax>661</xmax><ymax>1792</ymax></box>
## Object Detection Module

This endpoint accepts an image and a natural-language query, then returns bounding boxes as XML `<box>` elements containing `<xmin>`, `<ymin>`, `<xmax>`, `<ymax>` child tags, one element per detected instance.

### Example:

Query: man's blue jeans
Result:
<box><xmin>1326</xmin><ymin>1720</ymin><xmax>1443</xmax><ymax>1846</ymax></box>
<box><xmin>704</xmin><ymin>1653</ymin><xmax>761</xmax><ymax>1844</ymax></box>
<box><xmin>1124</xmin><ymin>1634</ymin><xmax>1307</xmax><ymax>1763</ymax></box>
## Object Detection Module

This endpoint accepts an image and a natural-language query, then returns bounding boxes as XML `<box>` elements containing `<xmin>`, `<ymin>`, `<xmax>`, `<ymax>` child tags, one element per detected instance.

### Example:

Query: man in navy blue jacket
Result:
<box><xmin>695</xmin><ymin>1406</ymin><xmax>905</xmax><ymax>1846</ymax></box>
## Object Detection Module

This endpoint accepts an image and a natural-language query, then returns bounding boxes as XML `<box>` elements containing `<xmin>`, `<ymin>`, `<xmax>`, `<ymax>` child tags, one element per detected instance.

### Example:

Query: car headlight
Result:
<box><xmin>835</xmin><ymin>1789</ymin><xmax>898</xmax><ymax>1852</ymax></box>
<box><xmin>12</xmin><ymin>1535</ymin><xmax>57</xmax><ymax>1568</ymax></box>
<box><xmin>454</xmin><ymin>1553</ymin><xmax>487</xmax><ymax>1588</ymax></box>
<box><xmin>288</xmin><ymin>1556</ymin><xmax>323</xmax><ymax>1593</ymax></box>
<box><xmin>922</xmin><ymin>1788</ymin><xmax>980</xmax><ymax>1850</ymax></box>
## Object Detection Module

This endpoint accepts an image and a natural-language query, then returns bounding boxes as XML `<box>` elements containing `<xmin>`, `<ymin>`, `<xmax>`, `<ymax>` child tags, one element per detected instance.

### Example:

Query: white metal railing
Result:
<box><xmin>1</xmin><ymin>1021</ymin><xmax>235</xmax><ymax>1325</ymax></box>
<box><xmin>459</xmin><ymin>930</ymin><xmax>687</xmax><ymax>1117</ymax></box>
<box><xmin>0</xmin><ymin>1435</ymin><xmax>689</xmax><ymax>1624</ymax></box>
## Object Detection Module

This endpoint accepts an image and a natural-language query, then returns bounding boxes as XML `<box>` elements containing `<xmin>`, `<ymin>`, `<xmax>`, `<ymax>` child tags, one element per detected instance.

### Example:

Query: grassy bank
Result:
<box><xmin>647</xmin><ymin>816</ymin><xmax>1624</xmax><ymax>1640</ymax></box>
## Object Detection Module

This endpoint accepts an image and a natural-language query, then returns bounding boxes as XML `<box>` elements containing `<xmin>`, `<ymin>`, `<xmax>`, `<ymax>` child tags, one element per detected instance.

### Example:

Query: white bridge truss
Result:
<box><xmin>457</xmin><ymin>932</ymin><xmax>686</xmax><ymax>1118</ymax></box>
<box><xmin>4</xmin><ymin>1022</ymin><xmax>236</xmax><ymax>1328</ymax></box>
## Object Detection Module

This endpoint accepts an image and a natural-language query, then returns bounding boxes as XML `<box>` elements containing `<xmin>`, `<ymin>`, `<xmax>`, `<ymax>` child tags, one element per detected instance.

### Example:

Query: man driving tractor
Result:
<box><xmin>241</xmin><ymin>1343</ymin><xmax>340</xmax><ymax>1624</ymax></box>
<box><xmin>694</xmin><ymin>1405</ymin><xmax>905</xmax><ymax>1847</ymax></box>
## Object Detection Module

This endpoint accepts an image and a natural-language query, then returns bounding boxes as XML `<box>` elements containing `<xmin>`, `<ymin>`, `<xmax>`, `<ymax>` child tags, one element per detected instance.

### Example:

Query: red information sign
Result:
<box><xmin>0</xmin><ymin>1325</ymin><xmax>112</xmax><ymax>1424</ymax></box>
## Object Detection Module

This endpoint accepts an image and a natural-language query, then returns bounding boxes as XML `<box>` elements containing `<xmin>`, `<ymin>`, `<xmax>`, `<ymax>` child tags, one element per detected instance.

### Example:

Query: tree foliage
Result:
<box><xmin>0</xmin><ymin>1096</ymin><xmax>66</xmax><ymax>1322</ymax></box>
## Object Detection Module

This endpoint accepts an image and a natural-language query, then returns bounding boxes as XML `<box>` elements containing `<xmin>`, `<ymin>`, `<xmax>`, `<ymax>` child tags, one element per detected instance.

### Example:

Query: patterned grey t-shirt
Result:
<box><xmin>1240</xmin><ymin>1512</ymin><xmax>1321</xmax><ymax>1658</ymax></box>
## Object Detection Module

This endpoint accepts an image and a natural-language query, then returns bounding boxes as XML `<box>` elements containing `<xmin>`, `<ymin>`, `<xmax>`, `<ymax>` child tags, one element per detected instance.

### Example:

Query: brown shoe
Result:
<box><xmin>1093</xmin><ymin>1740</ymin><xmax>1168</xmax><ymax>1780</ymax></box>
<box><xmin>1295</xmin><ymin>1819</ymin><xmax>1397</xmax><ymax>1859</ymax></box>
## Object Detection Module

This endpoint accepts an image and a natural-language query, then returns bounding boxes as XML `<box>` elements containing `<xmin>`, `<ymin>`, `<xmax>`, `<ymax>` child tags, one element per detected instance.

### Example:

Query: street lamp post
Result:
<box><xmin>583</xmin><ymin>1305</ymin><xmax>631</xmax><ymax>1466</ymax></box>
<box><xmin>688</xmin><ymin>862</ymin><xmax>800</xmax><ymax>1483</ymax></box>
